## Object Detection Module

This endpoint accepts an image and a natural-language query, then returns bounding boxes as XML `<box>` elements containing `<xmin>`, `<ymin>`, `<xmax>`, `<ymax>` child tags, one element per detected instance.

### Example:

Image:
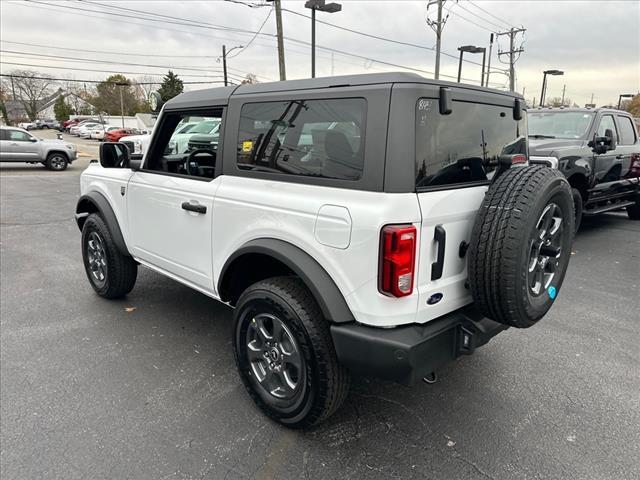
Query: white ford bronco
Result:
<box><xmin>76</xmin><ymin>73</ymin><xmax>574</xmax><ymax>428</ymax></box>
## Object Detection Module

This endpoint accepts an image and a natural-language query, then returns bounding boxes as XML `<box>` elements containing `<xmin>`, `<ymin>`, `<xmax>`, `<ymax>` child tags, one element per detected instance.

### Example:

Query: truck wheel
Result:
<box><xmin>571</xmin><ymin>188</ymin><xmax>583</xmax><ymax>233</ymax></box>
<box><xmin>46</xmin><ymin>153</ymin><xmax>68</xmax><ymax>171</ymax></box>
<box><xmin>468</xmin><ymin>166</ymin><xmax>574</xmax><ymax>329</ymax></box>
<box><xmin>627</xmin><ymin>194</ymin><xmax>640</xmax><ymax>220</ymax></box>
<box><xmin>81</xmin><ymin>213</ymin><xmax>137</xmax><ymax>299</ymax></box>
<box><xmin>232</xmin><ymin>276</ymin><xmax>350</xmax><ymax>428</ymax></box>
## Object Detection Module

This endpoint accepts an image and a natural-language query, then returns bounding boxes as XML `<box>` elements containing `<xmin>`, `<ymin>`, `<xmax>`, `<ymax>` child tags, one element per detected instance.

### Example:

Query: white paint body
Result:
<box><xmin>80</xmin><ymin>165</ymin><xmax>483</xmax><ymax>328</ymax></box>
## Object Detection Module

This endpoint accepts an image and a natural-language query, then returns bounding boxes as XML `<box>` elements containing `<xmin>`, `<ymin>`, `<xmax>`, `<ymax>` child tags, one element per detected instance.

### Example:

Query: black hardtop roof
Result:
<box><xmin>530</xmin><ymin>107</ymin><xmax>631</xmax><ymax>115</ymax></box>
<box><xmin>164</xmin><ymin>72</ymin><xmax>521</xmax><ymax>110</ymax></box>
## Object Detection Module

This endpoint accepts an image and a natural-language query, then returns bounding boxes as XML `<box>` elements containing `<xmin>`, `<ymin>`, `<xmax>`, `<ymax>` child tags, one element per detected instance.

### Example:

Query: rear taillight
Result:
<box><xmin>511</xmin><ymin>154</ymin><xmax>527</xmax><ymax>164</ymax></box>
<box><xmin>379</xmin><ymin>225</ymin><xmax>417</xmax><ymax>297</ymax></box>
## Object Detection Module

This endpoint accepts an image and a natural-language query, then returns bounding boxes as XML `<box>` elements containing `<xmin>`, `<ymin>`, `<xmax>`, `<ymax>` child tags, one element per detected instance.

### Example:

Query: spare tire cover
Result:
<box><xmin>468</xmin><ymin>166</ymin><xmax>574</xmax><ymax>328</ymax></box>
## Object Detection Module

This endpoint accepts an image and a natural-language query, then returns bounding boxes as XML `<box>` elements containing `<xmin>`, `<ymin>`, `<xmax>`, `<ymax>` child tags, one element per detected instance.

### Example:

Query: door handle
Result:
<box><xmin>431</xmin><ymin>225</ymin><xmax>446</xmax><ymax>281</ymax></box>
<box><xmin>615</xmin><ymin>155</ymin><xmax>624</xmax><ymax>159</ymax></box>
<box><xmin>181</xmin><ymin>201</ymin><xmax>207</xmax><ymax>214</ymax></box>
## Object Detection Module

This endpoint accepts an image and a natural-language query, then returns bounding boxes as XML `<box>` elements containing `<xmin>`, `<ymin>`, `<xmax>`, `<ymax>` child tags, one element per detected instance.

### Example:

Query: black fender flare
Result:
<box><xmin>75</xmin><ymin>191</ymin><xmax>131</xmax><ymax>256</ymax></box>
<box><xmin>218</xmin><ymin>238</ymin><xmax>355</xmax><ymax>324</ymax></box>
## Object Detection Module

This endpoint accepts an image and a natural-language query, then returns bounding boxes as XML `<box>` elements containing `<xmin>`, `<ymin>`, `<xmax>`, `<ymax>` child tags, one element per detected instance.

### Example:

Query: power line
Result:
<box><xmin>0</xmin><ymin>73</ymin><xmax>219</xmax><ymax>86</ymax></box>
<box><xmin>453</xmin><ymin>1</ymin><xmax>508</xmax><ymax>31</ymax></box>
<box><xmin>227</xmin><ymin>6</ymin><xmax>273</xmax><ymax>59</ymax></box>
<box><xmin>0</xmin><ymin>41</ymin><xmax>274</xmax><ymax>81</ymax></box>
<box><xmin>467</xmin><ymin>1</ymin><xmax>515</xmax><ymax>30</ymax></box>
<box><xmin>0</xmin><ymin>49</ymin><xmax>245</xmax><ymax>79</ymax></box>
<box><xmin>13</xmin><ymin>0</ymin><xmax>507</xmax><ymax>84</ymax></box>
<box><xmin>445</xmin><ymin>2</ymin><xmax>497</xmax><ymax>33</ymax></box>
<box><xmin>0</xmin><ymin>61</ymin><xmax>229</xmax><ymax>80</ymax></box>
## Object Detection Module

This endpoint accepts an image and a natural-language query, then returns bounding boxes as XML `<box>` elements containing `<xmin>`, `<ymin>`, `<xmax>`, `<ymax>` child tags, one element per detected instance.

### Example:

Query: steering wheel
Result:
<box><xmin>185</xmin><ymin>149</ymin><xmax>216</xmax><ymax>176</ymax></box>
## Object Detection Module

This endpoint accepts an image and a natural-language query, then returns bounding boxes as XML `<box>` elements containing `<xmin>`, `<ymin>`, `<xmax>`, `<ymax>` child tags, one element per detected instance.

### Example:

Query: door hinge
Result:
<box><xmin>121</xmin><ymin>186</ymin><xmax>126</xmax><ymax>196</ymax></box>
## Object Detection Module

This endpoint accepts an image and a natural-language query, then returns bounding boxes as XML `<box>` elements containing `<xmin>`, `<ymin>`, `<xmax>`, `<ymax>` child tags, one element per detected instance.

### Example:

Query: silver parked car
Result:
<box><xmin>0</xmin><ymin>126</ymin><xmax>77</xmax><ymax>171</ymax></box>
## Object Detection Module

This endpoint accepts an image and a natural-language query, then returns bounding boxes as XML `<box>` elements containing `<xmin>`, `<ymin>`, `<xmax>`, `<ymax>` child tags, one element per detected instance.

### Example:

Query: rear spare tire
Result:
<box><xmin>468</xmin><ymin>166</ymin><xmax>574</xmax><ymax>328</ymax></box>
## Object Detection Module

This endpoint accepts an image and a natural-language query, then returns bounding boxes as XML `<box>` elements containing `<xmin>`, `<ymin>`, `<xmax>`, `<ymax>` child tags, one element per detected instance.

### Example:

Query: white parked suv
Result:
<box><xmin>76</xmin><ymin>73</ymin><xmax>574</xmax><ymax>428</ymax></box>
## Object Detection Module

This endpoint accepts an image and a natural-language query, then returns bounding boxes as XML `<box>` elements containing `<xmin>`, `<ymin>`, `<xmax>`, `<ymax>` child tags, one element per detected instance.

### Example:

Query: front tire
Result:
<box><xmin>81</xmin><ymin>213</ymin><xmax>137</xmax><ymax>299</ymax></box>
<box><xmin>232</xmin><ymin>277</ymin><xmax>350</xmax><ymax>429</ymax></box>
<box><xmin>46</xmin><ymin>153</ymin><xmax>68</xmax><ymax>171</ymax></box>
<box><xmin>627</xmin><ymin>193</ymin><xmax>640</xmax><ymax>220</ymax></box>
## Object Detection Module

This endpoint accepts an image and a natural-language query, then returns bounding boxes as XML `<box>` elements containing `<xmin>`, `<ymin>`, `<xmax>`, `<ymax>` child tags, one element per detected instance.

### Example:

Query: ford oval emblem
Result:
<box><xmin>427</xmin><ymin>293</ymin><xmax>443</xmax><ymax>305</ymax></box>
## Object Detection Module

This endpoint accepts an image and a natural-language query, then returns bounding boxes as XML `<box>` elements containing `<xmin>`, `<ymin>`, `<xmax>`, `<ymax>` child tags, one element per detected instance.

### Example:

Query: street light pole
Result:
<box><xmin>305</xmin><ymin>0</ymin><xmax>342</xmax><ymax>79</ymax></box>
<box><xmin>618</xmin><ymin>93</ymin><xmax>634</xmax><ymax>110</ymax></box>
<box><xmin>457</xmin><ymin>45</ymin><xmax>486</xmax><ymax>84</ymax></box>
<box><xmin>539</xmin><ymin>69</ymin><xmax>564</xmax><ymax>107</ymax></box>
<box><xmin>221</xmin><ymin>45</ymin><xmax>243</xmax><ymax>86</ymax></box>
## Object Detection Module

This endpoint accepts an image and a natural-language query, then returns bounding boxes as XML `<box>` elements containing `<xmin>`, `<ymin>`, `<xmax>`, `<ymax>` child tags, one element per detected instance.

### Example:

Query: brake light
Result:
<box><xmin>379</xmin><ymin>225</ymin><xmax>417</xmax><ymax>297</ymax></box>
<box><xmin>511</xmin><ymin>154</ymin><xmax>527</xmax><ymax>164</ymax></box>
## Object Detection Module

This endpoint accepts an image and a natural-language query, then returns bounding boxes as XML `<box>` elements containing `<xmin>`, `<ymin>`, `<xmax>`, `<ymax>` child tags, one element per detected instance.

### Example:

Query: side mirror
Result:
<box><xmin>99</xmin><ymin>142</ymin><xmax>130</xmax><ymax>168</ymax></box>
<box><xmin>604</xmin><ymin>128</ymin><xmax>617</xmax><ymax>151</ymax></box>
<box><xmin>30</xmin><ymin>137</ymin><xmax>38</xmax><ymax>142</ymax></box>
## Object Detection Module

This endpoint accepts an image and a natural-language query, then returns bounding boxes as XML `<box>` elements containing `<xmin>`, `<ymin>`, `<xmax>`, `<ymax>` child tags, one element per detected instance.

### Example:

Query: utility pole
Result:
<box><xmin>427</xmin><ymin>0</ymin><xmax>448</xmax><ymax>80</ymax></box>
<box><xmin>497</xmin><ymin>27</ymin><xmax>526</xmax><ymax>91</ymax></box>
<box><xmin>222</xmin><ymin>45</ymin><xmax>228</xmax><ymax>86</ymax></box>
<box><xmin>10</xmin><ymin>75</ymin><xmax>16</xmax><ymax>100</ymax></box>
<box><xmin>118</xmin><ymin>84</ymin><xmax>125</xmax><ymax>128</ymax></box>
<box><xmin>273</xmin><ymin>0</ymin><xmax>286</xmax><ymax>81</ymax></box>
<box><xmin>561</xmin><ymin>84</ymin><xmax>566</xmax><ymax>105</ymax></box>
<box><xmin>485</xmin><ymin>33</ymin><xmax>494</xmax><ymax>87</ymax></box>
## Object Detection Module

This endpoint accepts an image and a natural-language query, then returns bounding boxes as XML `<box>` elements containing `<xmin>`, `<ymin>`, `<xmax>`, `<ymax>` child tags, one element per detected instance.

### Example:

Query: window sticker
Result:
<box><xmin>242</xmin><ymin>140</ymin><xmax>254</xmax><ymax>153</ymax></box>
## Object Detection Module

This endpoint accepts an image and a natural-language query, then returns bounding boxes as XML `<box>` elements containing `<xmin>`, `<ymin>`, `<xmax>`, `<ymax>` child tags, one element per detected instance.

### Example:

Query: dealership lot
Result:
<box><xmin>1</xmin><ymin>169</ymin><xmax>639</xmax><ymax>479</ymax></box>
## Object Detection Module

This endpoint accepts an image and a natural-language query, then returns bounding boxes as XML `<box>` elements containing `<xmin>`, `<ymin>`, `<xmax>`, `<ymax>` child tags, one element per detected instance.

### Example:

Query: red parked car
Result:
<box><xmin>105</xmin><ymin>128</ymin><xmax>138</xmax><ymax>142</ymax></box>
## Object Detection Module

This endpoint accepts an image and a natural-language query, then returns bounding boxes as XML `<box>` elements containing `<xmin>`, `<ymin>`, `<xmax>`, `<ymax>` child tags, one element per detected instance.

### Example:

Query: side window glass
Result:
<box><xmin>9</xmin><ymin>131</ymin><xmax>32</xmax><ymax>142</ymax></box>
<box><xmin>237</xmin><ymin>98</ymin><xmax>366</xmax><ymax>181</ymax></box>
<box><xmin>616</xmin><ymin>116</ymin><xmax>637</xmax><ymax>145</ymax></box>
<box><xmin>596</xmin><ymin>115</ymin><xmax>618</xmax><ymax>140</ymax></box>
<box><xmin>144</xmin><ymin>110</ymin><xmax>223</xmax><ymax>180</ymax></box>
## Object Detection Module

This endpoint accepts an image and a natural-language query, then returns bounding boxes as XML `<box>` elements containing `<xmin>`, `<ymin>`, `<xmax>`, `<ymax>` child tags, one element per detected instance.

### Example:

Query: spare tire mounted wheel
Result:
<box><xmin>468</xmin><ymin>166</ymin><xmax>574</xmax><ymax>329</ymax></box>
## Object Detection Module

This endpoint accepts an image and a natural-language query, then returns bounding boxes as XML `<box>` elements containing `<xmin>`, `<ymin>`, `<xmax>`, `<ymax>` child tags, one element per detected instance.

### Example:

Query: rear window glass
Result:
<box><xmin>616</xmin><ymin>116</ymin><xmax>637</xmax><ymax>145</ymax></box>
<box><xmin>415</xmin><ymin>99</ymin><xmax>526</xmax><ymax>189</ymax></box>
<box><xmin>237</xmin><ymin>98</ymin><xmax>366</xmax><ymax>181</ymax></box>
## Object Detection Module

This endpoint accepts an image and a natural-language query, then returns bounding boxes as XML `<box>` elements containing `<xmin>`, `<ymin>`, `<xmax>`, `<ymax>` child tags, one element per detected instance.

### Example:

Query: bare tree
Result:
<box><xmin>135</xmin><ymin>75</ymin><xmax>162</xmax><ymax>100</ymax></box>
<box><xmin>241</xmin><ymin>73</ymin><xmax>259</xmax><ymax>85</ymax></box>
<box><xmin>10</xmin><ymin>70</ymin><xmax>53</xmax><ymax>120</ymax></box>
<box><xmin>546</xmin><ymin>97</ymin><xmax>572</xmax><ymax>108</ymax></box>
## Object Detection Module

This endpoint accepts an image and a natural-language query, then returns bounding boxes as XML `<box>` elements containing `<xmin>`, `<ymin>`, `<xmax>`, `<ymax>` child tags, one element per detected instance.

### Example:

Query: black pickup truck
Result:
<box><xmin>528</xmin><ymin>108</ymin><xmax>640</xmax><ymax>229</ymax></box>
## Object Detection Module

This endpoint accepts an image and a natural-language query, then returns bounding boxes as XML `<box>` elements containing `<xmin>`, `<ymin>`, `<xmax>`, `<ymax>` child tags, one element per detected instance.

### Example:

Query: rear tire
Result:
<box><xmin>232</xmin><ymin>276</ymin><xmax>350</xmax><ymax>429</ymax></box>
<box><xmin>571</xmin><ymin>188</ymin><xmax>583</xmax><ymax>233</ymax></box>
<box><xmin>81</xmin><ymin>213</ymin><xmax>137</xmax><ymax>299</ymax></box>
<box><xmin>627</xmin><ymin>193</ymin><xmax>640</xmax><ymax>220</ymax></box>
<box><xmin>468</xmin><ymin>166</ymin><xmax>574</xmax><ymax>329</ymax></box>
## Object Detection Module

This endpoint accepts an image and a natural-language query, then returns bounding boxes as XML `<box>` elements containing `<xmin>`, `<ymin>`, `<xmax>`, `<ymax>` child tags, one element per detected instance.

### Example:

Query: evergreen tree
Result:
<box><xmin>158</xmin><ymin>71</ymin><xmax>184</xmax><ymax>102</ymax></box>
<box><xmin>53</xmin><ymin>95</ymin><xmax>74</xmax><ymax>121</ymax></box>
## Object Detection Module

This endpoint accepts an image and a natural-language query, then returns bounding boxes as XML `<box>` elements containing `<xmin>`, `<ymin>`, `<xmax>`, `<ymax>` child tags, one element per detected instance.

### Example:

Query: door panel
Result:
<box><xmin>127</xmin><ymin>172</ymin><xmax>221</xmax><ymax>291</ymax></box>
<box><xmin>1</xmin><ymin>130</ymin><xmax>40</xmax><ymax>161</ymax></box>
<box><xmin>592</xmin><ymin>114</ymin><xmax>621</xmax><ymax>190</ymax></box>
<box><xmin>416</xmin><ymin>187</ymin><xmax>487</xmax><ymax>321</ymax></box>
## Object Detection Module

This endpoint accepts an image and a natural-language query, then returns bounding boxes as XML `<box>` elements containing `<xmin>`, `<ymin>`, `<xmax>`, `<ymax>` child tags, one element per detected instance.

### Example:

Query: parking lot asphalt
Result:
<box><xmin>1</xmin><ymin>169</ymin><xmax>639</xmax><ymax>480</ymax></box>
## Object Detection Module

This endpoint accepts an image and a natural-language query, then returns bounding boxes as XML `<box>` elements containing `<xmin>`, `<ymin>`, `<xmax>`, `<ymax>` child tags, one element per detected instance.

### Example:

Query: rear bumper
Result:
<box><xmin>330</xmin><ymin>307</ymin><xmax>507</xmax><ymax>385</ymax></box>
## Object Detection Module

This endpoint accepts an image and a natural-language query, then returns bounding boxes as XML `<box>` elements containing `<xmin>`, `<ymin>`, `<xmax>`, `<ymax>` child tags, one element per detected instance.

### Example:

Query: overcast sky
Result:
<box><xmin>1</xmin><ymin>0</ymin><xmax>638</xmax><ymax>106</ymax></box>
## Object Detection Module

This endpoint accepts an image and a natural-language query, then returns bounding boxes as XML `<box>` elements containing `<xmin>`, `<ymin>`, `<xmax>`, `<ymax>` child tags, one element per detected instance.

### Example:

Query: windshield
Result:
<box><xmin>528</xmin><ymin>111</ymin><xmax>594</xmax><ymax>139</ymax></box>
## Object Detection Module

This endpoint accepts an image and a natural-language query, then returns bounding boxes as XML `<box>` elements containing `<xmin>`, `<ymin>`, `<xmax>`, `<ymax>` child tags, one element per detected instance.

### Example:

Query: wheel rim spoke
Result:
<box><xmin>245</xmin><ymin>313</ymin><xmax>302</xmax><ymax>401</ymax></box>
